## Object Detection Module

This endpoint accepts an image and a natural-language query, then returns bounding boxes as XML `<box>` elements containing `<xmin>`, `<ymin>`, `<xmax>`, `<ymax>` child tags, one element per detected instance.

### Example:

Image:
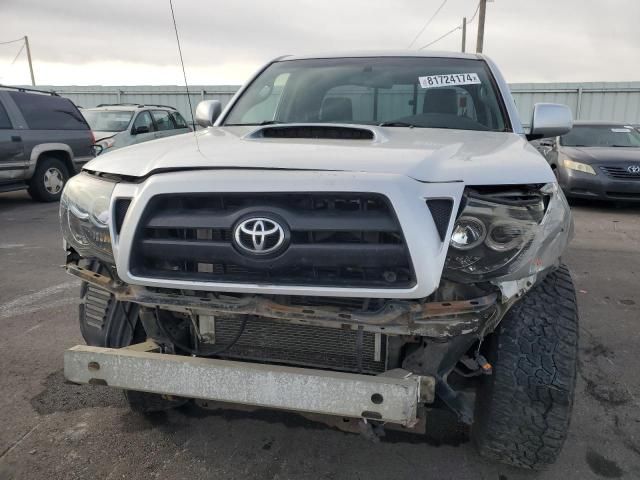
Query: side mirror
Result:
<box><xmin>527</xmin><ymin>103</ymin><xmax>572</xmax><ymax>141</ymax></box>
<box><xmin>195</xmin><ymin>100</ymin><xmax>222</xmax><ymax>128</ymax></box>
<box><xmin>132</xmin><ymin>125</ymin><xmax>150</xmax><ymax>135</ymax></box>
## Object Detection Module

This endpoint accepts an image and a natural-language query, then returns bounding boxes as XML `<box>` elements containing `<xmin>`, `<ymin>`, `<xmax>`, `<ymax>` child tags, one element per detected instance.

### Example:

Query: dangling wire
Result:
<box><xmin>168</xmin><ymin>0</ymin><xmax>200</xmax><ymax>150</ymax></box>
<box><xmin>0</xmin><ymin>37</ymin><xmax>25</xmax><ymax>45</ymax></box>
<box><xmin>417</xmin><ymin>1</ymin><xmax>482</xmax><ymax>51</ymax></box>
<box><xmin>407</xmin><ymin>0</ymin><xmax>450</xmax><ymax>49</ymax></box>
<box><xmin>154</xmin><ymin>307</ymin><xmax>248</xmax><ymax>357</ymax></box>
<box><xmin>10</xmin><ymin>43</ymin><xmax>25</xmax><ymax>65</ymax></box>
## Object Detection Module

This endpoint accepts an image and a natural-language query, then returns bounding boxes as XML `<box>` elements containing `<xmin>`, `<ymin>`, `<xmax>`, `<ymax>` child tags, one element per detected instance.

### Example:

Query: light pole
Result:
<box><xmin>461</xmin><ymin>17</ymin><xmax>467</xmax><ymax>52</ymax></box>
<box><xmin>24</xmin><ymin>36</ymin><xmax>36</xmax><ymax>86</ymax></box>
<box><xmin>476</xmin><ymin>0</ymin><xmax>487</xmax><ymax>53</ymax></box>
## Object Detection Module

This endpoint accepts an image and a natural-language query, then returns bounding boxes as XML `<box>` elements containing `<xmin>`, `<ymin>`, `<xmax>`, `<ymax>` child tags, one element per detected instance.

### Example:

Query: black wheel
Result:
<box><xmin>472</xmin><ymin>265</ymin><xmax>579</xmax><ymax>469</ymax></box>
<box><xmin>27</xmin><ymin>156</ymin><xmax>69</xmax><ymax>202</ymax></box>
<box><xmin>124</xmin><ymin>390</ymin><xmax>188</xmax><ymax>414</ymax></box>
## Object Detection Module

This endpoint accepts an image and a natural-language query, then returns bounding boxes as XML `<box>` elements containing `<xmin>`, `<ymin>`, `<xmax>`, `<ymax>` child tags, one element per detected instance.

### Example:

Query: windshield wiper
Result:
<box><xmin>378</xmin><ymin>121</ymin><xmax>417</xmax><ymax>128</ymax></box>
<box><xmin>611</xmin><ymin>145</ymin><xmax>632</xmax><ymax>147</ymax></box>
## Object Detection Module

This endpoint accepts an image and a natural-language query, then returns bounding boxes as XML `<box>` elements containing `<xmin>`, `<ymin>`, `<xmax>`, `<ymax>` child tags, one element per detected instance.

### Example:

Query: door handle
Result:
<box><xmin>11</xmin><ymin>135</ymin><xmax>22</xmax><ymax>142</ymax></box>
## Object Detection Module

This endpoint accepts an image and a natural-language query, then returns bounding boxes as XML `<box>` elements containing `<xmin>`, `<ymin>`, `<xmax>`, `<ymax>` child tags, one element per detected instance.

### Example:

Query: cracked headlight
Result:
<box><xmin>59</xmin><ymin>173</ymin><xmax>116</xmax><ymax>263</ymax></box>
<box><xmin>444</xmin><ymin>183</ymin><xmax>572</xmax><ymax>282</ymax></box>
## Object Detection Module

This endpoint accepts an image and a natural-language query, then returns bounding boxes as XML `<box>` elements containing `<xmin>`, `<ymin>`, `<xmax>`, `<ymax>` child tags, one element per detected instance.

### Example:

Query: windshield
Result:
<box><xmin>224</xmin><ymin>57</ymin><xmax>509</xmax><ymax>132</ymax></box>
<box><xmin>560</xmin><ymin>125</ymin><xmax>640</xmax><ymax>147</ymax></box>
<box><xmin>82</xmin><ymin>110</ymin><xmax>133</xmax><ymax>132</ymax></box>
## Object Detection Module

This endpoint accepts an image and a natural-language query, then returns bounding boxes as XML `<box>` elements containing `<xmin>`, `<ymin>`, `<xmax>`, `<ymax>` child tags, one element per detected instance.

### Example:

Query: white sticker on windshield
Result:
<box><xmin>611</xmin><ymin>128</ymin><xmax>631</xmax><ymax>133</ymax></box>
<box><xmin>419</xmin><ymin>73</ymin><xmax>481</xmax><ymax>89</ymax></box>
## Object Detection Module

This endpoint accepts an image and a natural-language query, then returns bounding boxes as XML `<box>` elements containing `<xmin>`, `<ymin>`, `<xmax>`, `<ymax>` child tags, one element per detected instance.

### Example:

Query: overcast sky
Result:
<box><xmin>1</xmin><ymin>0</ymin><xmax>639</xmax><ymax>86</ymax></box>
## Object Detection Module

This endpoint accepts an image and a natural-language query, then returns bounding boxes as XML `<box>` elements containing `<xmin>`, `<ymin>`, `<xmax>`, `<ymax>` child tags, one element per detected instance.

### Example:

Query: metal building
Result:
<box><xmin>511</xmin><ymin>82</ymin><xmax>640</xmax><ymax>126</ymax></box>
<box><xmin>27</xmin><ymin>81</ymin><xmax>640</xmax><ymax>127</ymax></box>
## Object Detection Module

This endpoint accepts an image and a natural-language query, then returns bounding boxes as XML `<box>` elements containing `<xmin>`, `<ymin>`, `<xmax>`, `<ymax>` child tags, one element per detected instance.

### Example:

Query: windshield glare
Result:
<box><xmin>223</xmin><ymin>57</ymin><xmax>509</xmax><ymax>132</ymax></box>
<box><xmin>82</xmin><ymin>110</ymin><xmax>133</xmax><ymax>132</ymax></box>
<box><xmin>560</xmin><ymin>125</ymin><xmax>640</xmax><ymax>147</ymax></box>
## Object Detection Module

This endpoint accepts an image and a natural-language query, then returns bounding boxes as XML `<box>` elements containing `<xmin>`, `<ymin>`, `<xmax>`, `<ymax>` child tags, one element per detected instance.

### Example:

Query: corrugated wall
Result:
<box><xmin>511</xmin><ymin>82</ymin><xmax>640</xmax><ymax>126</ymax></box>
<box><xmin>29</xmin><ymin>82</ymin><xmax>640</xmax><ymax>126</ymax></box>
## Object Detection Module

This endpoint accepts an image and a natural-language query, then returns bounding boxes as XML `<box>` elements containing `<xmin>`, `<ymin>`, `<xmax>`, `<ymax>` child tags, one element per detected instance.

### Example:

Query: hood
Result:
<box><xmin>561</xmin><ymin>146</ymin><xmax>640</xmax><ymax>164</ymax></box>
<box><xmin>93</xmin><ymin>131</ymin><xmax>118</xmax><ymax>142</ymax></box>
<box><xmin>83</xmin><ymin>125</ymin><xmax>555</xmax><ymax>185</ymax></box>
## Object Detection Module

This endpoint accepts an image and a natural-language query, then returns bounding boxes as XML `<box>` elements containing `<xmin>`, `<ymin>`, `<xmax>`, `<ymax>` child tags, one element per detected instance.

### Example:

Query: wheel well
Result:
<box><xmin>37</xmin><ymin>150</ymin><xmax>74</xmax><ymax>175</ymax></box>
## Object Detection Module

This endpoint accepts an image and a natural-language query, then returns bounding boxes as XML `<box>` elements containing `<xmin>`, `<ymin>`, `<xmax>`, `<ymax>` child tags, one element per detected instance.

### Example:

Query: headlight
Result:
<box><xmin>563</xmin><ymin>159</ymin><xmax>596</xmax><ymax>175</ymax></box>
<box><xmin>59</xmin><ymin>173</ymin><xmax>116</xmax><ymax>262</ymax></box>
<box><xmin>450</xmin><ymin>217</ymin><xmax>486</xmax><ymax>250</ymax></box>
<box><xmin>100</xmin><ymin>138</ymin><xmax>116</xmax><ymax>149</ymax></box>
<box><xmin>95</xmin><ymin>137</ymin><xmax>115</xmax><ymax>155</ymax></box>
<box><xmin>444</xmin><ymin>183</ymin><xmax>571</xmax><ymax>282</ymax></box>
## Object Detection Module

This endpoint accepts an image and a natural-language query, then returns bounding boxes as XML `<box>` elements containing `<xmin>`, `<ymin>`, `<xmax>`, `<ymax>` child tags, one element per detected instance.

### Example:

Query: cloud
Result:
<box><xmin>0</xmin><ymin>0</ymin><xmax>639</xmax><ymax>85</ymax></box>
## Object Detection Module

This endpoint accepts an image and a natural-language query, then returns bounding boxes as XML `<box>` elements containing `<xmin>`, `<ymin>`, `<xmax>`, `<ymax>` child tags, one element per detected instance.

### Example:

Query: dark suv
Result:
<box><xmin>0</xmin><ymin>85</ymin><xmax>94</xmax><ymax>202</ymax></box>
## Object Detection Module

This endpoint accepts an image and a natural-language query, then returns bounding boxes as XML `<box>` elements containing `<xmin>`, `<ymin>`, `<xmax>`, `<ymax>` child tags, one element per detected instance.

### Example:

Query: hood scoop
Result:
<box><xmin>248</xmin><ymin>124</ymin><xmax>376</xmax><ymax>141</ymax></box>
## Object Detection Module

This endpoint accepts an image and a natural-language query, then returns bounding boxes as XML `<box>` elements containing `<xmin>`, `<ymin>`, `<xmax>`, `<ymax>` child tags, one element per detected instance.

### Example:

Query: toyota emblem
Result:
<box><xmin>233</xmin><ymin>217</ymin><xmax>287</xmax><ymax>255</ymax></box>
<box><xmin>627</xmin><ymin>165</ymin><xmax>640</xmax><ymax>175</ymax></box>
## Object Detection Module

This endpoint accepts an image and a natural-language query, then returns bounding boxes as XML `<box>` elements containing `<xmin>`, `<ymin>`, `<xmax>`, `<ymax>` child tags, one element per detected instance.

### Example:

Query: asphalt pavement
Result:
<box><xmin>0</xmin><ymin>190</ymin><xmax>638</xmax><ymax>480</ymax></box>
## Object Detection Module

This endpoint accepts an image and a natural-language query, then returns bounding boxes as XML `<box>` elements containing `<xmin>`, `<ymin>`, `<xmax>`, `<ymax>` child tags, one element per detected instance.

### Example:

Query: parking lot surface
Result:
<box><xmin>0</xmin><ymin>191</ymin><xmax>638</xmax><ymax>480</ymax></box>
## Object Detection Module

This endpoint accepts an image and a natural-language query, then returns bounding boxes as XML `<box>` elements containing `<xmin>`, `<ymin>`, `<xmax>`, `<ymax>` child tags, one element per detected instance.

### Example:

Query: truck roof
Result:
<box><xmin>279</xmin><ymin>50</ymin><xmax>484</xmax><ymax>61</ymax></box>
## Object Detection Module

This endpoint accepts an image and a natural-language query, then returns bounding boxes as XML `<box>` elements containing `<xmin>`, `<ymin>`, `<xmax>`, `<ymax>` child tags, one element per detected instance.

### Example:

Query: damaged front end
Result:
<box><xmin>67</xmin><ymin>260</ymin><xmax>504</xmax><ymax>424</ymax></box>
<box><xmin>61</xmin><ymin>176</ymin><xmax>572</xmax><ymax>428</ymax></box>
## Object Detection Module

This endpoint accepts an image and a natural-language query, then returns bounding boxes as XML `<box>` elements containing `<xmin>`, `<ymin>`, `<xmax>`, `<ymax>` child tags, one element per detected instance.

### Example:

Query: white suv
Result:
<box><xmin>61</xmin><ymin>52</ymin><xmax>576</xmax><ymax>470</ymax></box>
<box><xmin>81</xmin><ymin>104</ymin><xmax>191</xmax><ymax>154</ymax></box>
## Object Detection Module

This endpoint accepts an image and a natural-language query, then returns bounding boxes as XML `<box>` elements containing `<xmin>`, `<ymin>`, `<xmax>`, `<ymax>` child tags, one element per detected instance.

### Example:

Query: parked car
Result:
<box><xmin>82</xmin><ymin>104</ymin><xmax>191</xmax><ymax>154</ymax></box>
<box><xmin>61</xmin><ymin>52</ymin><xmax>577</xmax><ymax>470</ymax></box>
<box><xmin>0</xmin><ymin>85</ymin><xmax>94</xmax><ymax>201</ymax></box>
<box><xmin>536</xmin><ymin>121</ymin><xmax>640</xmax><ymax>201</ymax></box>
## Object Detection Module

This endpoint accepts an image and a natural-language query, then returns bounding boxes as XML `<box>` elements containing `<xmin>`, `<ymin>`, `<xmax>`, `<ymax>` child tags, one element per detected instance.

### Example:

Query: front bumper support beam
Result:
<box><xmin>66</xmin><ymin>263</ymin><xmax>500</xmax><ymax>337</ymax></box>
<box><xmin>64</xmin><ymin>342</ymin><xmax>433</xmax><ymax>426</ymax></box>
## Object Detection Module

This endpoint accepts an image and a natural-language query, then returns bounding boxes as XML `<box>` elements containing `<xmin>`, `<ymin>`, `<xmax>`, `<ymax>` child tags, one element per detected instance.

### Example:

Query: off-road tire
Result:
<box><xmin>124</xmin><ymin>390</ymin><xmax>188</xmax><ymax>414</ymax></box>
<box><xmin>472</xmin><ymin>265</ymin><xmax>579</xmax><ymax>469</ymax></box>
<box><xmin>79</xmin><ymin>262</ymin><xmax>188</xmax><ymax>414</ymax></box>
<box><xmin>27</xmin><ymin>156</ymin><xmax>69</xmax><ymax>202</ymax></box>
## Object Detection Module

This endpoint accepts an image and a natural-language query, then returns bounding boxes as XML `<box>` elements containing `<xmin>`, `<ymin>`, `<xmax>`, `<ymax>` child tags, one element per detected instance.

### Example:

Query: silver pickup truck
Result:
<box><xmin>0</xmin><ymin>86</ymin><xmax>94</xmax><ymax>201</ymax></box>
<box><xmin>60</xmin><ymin>51</ymin><xmax>577</xmax><ymax>469</ymax></box>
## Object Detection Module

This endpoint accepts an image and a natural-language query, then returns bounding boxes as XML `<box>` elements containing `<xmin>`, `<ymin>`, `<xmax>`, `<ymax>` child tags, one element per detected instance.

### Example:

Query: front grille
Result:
<box><xmin>211</xmin><ymin>315</ymin><xmax>386</xmax><ymax>374</ymax></box>
<box><xmin>600</xmin><ymin>165</ymin><xmax>640</xmax><ymax>180</ymax></box>
<box><xmin>130</xmin><ymin>193</ymin><xmax>414</xmax><ymax>288</ymax></box>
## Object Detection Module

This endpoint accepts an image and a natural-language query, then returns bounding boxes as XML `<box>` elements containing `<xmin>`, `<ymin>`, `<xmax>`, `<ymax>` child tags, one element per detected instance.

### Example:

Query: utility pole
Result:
<box><xmin>461</xmin><ymin>17</ymin><xmax>467</xmax><ymax>52</ymax></box>
<box><xmin>24</xmin><ymin>35</ymin><xmax>35</xmax><ymax>86</ymax></box>
<box><xmin>476</xmin><ymin>0</ymin><xmax>487</xmax><ymax>53</ymax></box>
